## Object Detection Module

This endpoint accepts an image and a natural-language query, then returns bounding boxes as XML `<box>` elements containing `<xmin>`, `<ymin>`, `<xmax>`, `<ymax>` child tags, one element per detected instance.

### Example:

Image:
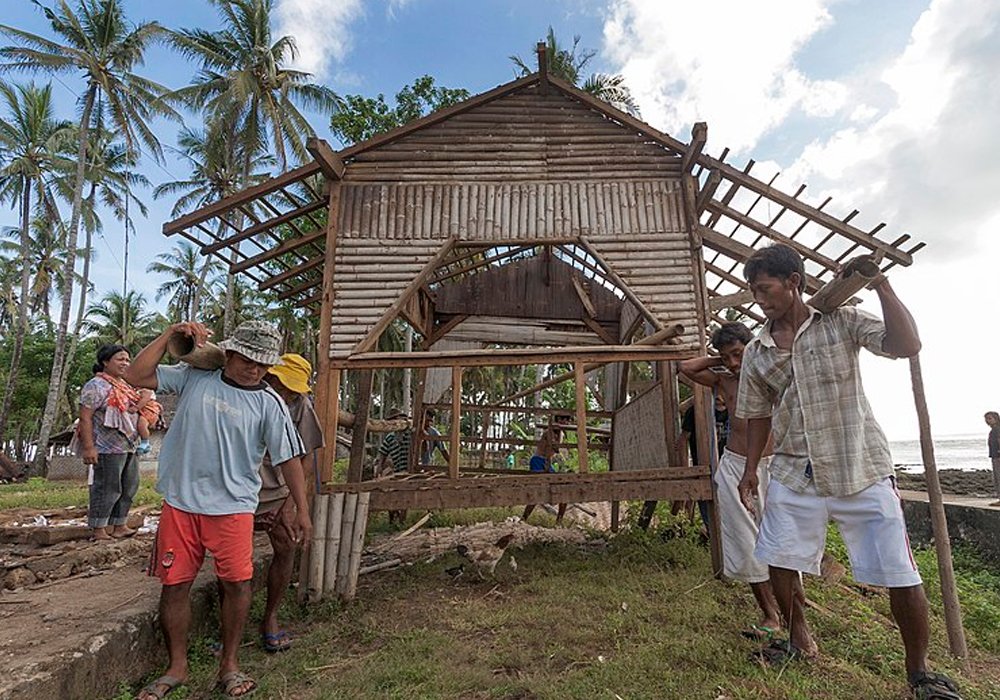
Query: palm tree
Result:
<box><xmin>0</xmin><ymin>80</ymin><xmax>71</xmax><ymax>442</ymax></box>
<box><xmin>0</xmin><ymin>0</ymin><xmax>175</xmax><ymax>469</ymax></box>
<box><xmin>166</xmin><ymin>0</ymin><xmax>341</xmax><ymax>333</ymax></box>
<box><xmin>147</xmin><ymin>241</ymin><xmax>222</xmax><ymax>322</ymax></box>
<box><xmin>511</xmin><ymin>27</ymin><xmax>640</xmax><ymax>116</ymax></box>
<box><xmin>83</xmin><ymin>289</ymin><xmax>163</xmax><ymax>347</ymax></box>
<box><xmin>0</xmin><ymin>217</ymin><xmax>74</xmax><ymax>319</ymax></box>
<box><xmin>154</xmin><ymin>125</ymin><xmax>270</xmax><ymax>316</ymax></box>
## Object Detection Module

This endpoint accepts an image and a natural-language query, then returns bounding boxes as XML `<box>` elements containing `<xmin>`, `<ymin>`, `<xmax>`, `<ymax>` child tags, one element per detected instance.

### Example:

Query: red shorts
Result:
<box><xmin>149</xmin><ymin>502</ymin><xmax>254</xmax><ymax>584</ymax></box>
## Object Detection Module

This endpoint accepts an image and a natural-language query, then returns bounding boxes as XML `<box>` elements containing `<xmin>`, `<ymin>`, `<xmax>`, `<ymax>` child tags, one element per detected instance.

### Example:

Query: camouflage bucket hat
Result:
<box><xmin>217</xmin><ymin>320</ymin><xmax>283</xmax><ymax>366</ymax></box>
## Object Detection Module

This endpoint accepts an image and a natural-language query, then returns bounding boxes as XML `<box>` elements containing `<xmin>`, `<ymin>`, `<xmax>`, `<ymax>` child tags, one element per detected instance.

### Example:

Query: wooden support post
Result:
<box><xmin>409</xmin><ymin>368</ymin><xmax>427</xmax><ymax>472</ymax></box>
<box><xmin>479</xmin><ymin>409</ymin><xmax>491</xmax><ymax>468</ymax></box>
<box><xmin>693</xmin><ymin>384</ymin><xmax>723</xmax><ymax>576</ymax></box>
<box><xmin>574</xmin><ymin>362</ymin><xmax>588</xmax><ymax>473</ymax></box>
<box><xmin>322</xmin><ymin>492</ymin><xmax>345</xmax><ymax>596</ymax></box>
<box><xmin>348</xmin><ymin>370</ymin><xmax>373</xmax><ymax>483</ymax></box>
<box><xmin>450</xmin><ymin>366</ymin><xmax>462</xmax><ymax>479</ymax></box>
<box><xmin>909</xmin><ymin>355</ymin><xmax>968</xmax><ymax>662</ymax></box>
<box><xmin>319</xmin><ymin>370</ymin><xmax>341</xmax><ymax>483</ymax></box>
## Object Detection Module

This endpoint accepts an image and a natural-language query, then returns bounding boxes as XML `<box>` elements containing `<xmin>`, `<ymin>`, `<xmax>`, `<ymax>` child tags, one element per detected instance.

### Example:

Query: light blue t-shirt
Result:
<box><xmin>155</xmin><ymin>365</ymin><xmax>304</xmax><ymax>515</ymax></box>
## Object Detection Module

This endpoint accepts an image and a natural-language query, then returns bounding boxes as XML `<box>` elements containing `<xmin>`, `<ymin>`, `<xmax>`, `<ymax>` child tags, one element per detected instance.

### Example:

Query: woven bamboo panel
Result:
<box><xmin>611</xmin><ymin>384</ymin><xmax>669</xmax><ymax>471</ymax></box>
<box><xmin>329</xmin><ymin>241</ymin><xmax>444</xmax><ymax>357</ymax></box>
<box><xmin>345</xmin><ymin>85</ymin><xmax>681</xmax><ymax>183</ymax></box>
<box><xmin>337</xmin><ymin>180</ymin><xmax>685</xmax><ymax>241</ymax></box>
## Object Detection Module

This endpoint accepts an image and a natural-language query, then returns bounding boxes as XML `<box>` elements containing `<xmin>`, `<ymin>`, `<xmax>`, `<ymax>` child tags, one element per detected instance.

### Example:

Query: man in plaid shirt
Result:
<box><xmin>736</xmin><ymin>244</ymin><xmax>962</xmax><ymax>700</ymax></box>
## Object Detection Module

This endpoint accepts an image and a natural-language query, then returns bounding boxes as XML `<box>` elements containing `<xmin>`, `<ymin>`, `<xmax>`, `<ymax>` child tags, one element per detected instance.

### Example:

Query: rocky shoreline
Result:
<box><xmin>895</xmin><ymin>468</ymin><xmax>997</xmax><ymax>498</ymax></box>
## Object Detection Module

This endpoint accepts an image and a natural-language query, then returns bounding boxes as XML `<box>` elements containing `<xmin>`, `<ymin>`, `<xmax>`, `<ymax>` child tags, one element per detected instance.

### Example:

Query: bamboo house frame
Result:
<box><xmin>163</xmin><ymin>54</ymin><xmax>950</xmax><ymax>609</ymax></box>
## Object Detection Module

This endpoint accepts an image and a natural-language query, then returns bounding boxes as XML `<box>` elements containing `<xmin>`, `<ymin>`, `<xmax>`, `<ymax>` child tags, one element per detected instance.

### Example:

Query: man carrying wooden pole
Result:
<box><xmin>736</xmin><ymin>244</ymin><xmax>965</xmax><ymax>700</ymax></box>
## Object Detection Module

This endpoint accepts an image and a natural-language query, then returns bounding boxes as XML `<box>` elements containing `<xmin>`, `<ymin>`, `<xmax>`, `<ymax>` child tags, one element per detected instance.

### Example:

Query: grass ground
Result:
<box><xmin>112</xmin><ymin>509</ymin><xmax>1000</xmax><ymax>700</ymax></box>
<box><xmin>0</xmin><ymin>475</ymin><xmax>160</xmax><ymax>510</ymax></box>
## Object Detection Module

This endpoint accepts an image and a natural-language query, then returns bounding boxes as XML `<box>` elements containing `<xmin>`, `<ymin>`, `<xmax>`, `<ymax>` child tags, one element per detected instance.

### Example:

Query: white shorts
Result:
<box><xmin>715</xmin><ymin>449</ymin><xmax>770</xmax><ymax>584</ymax></box>
<box><xmin>755</xmin><ymin>476</ymin><xmax>922</xmax><ymax>588</ymax></box>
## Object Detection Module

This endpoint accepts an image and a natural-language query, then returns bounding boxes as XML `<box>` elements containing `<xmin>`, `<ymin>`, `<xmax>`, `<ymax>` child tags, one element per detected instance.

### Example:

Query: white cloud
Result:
<box><xmin>602</xmin><ymin>0</ymin><xmax>846</xmax><ymax>153</ymax></box>
<box><xmin>276</xmin><ymin>0</ymin><xmax>365</xmax><ymax>79</ymax></box>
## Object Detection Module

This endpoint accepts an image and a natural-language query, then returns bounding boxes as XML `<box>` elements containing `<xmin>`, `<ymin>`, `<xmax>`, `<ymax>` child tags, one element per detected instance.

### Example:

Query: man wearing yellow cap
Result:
<box><xmin>255</xmin><ymin>353</ymin><xmax>324</xmax><ymax>652</ymax></box>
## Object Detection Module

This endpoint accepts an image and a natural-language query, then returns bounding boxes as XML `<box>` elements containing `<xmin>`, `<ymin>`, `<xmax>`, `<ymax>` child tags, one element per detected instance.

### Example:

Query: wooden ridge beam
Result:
<box><xmin>307</xmin><ymin>137</ymin><xmax>345</xmax><ymax>180</ymax></box>
<box><xmin>163</xmin><ymin>162</ymin><xmax>321</xmax><ymax>236</ymax></box>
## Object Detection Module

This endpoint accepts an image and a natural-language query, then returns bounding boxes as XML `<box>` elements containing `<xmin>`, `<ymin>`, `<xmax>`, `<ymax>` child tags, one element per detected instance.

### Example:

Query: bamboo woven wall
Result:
<box><xmin>611</xmin><ymin>384</ymin><xmax>669</xmax><ymax>471</ymax></box>
<box><xmin>327</xmin><ymin>83</ymin><xmax>701</xmax><ymax>358</ymax></box>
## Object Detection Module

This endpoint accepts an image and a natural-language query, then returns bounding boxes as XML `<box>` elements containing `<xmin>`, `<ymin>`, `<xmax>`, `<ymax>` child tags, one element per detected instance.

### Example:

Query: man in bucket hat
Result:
<box><xmin>127</xmin><ymin>321</ymin><xmax>311</xmax><ymax>700</ymax></box>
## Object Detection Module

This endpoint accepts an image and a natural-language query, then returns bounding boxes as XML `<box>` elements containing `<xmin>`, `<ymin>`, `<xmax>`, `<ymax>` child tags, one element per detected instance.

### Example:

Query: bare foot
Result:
<box><xmin>110</xmin><ymin>526</ymin><xmax>135</xmax><ymax>538</ymax></box>
<box><xmin>92</xmin><ymin>528</ymin><xmax>112</xmax><ymax>541</ymax></box>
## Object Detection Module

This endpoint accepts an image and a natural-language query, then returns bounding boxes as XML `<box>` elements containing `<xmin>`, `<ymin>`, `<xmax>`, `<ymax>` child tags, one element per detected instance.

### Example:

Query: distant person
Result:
<box><xmin>522</xmin><ymin>422</ymin><xmax>568</xmax><ymax>524</ymax></box>
<box><xmin>679</xmin><ymin>322</ymin><xmax>780</xmax><ymax>640</ymax></box>
<box><xmin>986</xmin><ymin>411</ymin><xmax>1000</xmax><ymax>506</ymax></box>
<box><xmin>78</xmin><ymin>344</ymin><xmax>148</xmax><ymax>540</ymax></box>
<box><xmin>135</xmin><ymin>390</ymin><xmax>162</xmax><ymax>456</ymax></box>
<box><xmin>736</xmin><ymin>244</ymin><xmax>964</xmax><ymax>699</ymax></box>
<box><xmin>127</xmin><ymin>321</ymin><xmax>311</xmax><ymax>700</ymax></box>
<box><xmin>415</xmin><ymin>408</ymin><xmax>451</xmax><ymax>467</ymax></box>
<box><xmin>254</xmin><ymin>354</ymin><xmax>325</xmax><ymax>652</ymax></box>
<box><xmin>375</xmin><ymin>407</ymin><xmax>417</xmax><ymax>524</ymax></box>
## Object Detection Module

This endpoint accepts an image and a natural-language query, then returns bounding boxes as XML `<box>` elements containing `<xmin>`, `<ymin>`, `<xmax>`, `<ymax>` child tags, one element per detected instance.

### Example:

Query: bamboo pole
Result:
<box><xmin>322</xmin><ymin>492</ymin><xmax>345</xmax><ymax>596</ymax></box>
<box><xmin>450</xmin><ymin>366</ymin><xmax>462</xmax><ymax>479</ymax></box>
<box><xmin>306</xmin><ymin>494</ymin><xmax>329</xmax><ymax>603</ymax></box>
<box><xmin>909</xmin><ymin>354</ymin><xmax>968</xmax><ymax>662</ymax></box>
<box><xmin>344</xmin><ymin>492</ymin><xmax>371</xmax><ymax>600</ymax></box>
<box><xmin>574</xmin><ymin>362</ymin><xmax>589</xmax><ymax>473</ymax></box>
<box><xmin>336</xmin><ymin>493</ymin><xmax>358</xmax><ymax>597</ymax></box>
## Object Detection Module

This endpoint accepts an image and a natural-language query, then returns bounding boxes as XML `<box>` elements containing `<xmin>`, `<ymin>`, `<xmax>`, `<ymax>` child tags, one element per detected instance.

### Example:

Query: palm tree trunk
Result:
<box><xmin>224</xmin><ymin>156</ymin><xmax>253</xmax><ymax>336</ymax></box>
<box><xmin>58</xmin><ymin>187</ymin><xmax>97</xmax><ymax>398</ymax></box>
<box><xmin>192</xmin><ymin>217</ymin><xmax>225</xmax><ymax>318</ymax></box>
<box><xmin>0</xmin><ymin>178</ymin><xmax>33</xmax><ymax>441</ymax></box>
<box><xmin>32</xmin><ymin>85</ymin><xmax>96</xmax><ymax>473</ymax></box>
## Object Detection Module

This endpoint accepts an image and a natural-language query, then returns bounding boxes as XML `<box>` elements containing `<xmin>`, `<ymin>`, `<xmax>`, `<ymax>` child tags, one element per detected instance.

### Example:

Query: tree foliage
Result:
<box><xmin>329</xmin><ymin>75</ymin><xmax>469</xmax><ymax>147</ymax></box>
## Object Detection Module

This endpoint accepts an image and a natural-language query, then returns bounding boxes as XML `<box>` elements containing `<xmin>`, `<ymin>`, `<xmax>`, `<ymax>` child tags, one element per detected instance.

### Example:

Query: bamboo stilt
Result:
<box><xmin>306</xmin><ymin>494</ymin><xmax>329</xmax><ymax>603</ymax></box>
<box><xmin>336</xmin><ymin>493</ymin><xmax>358</xmax><ymax>596</ymax></box>
<box><xmin>323</xmin><ymin>492</ymin><xmax>346</xmax><ymax>595</ymax></box>
<box><xmin>909</xmin><ymin>355</ymin><xmax>968</xmax><ymax>663</ymax></box>
<box><xmin>344</xmin><ymin>492</ymin><xmax>371</xmax><ymax>600</ymax></box>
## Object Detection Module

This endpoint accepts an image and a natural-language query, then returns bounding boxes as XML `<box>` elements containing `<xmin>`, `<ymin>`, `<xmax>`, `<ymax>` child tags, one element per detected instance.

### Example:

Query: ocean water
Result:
<box><xmin>890</xmin><ymin>434</ymin><xmax>991</xmax><ymax>473</ymax></box>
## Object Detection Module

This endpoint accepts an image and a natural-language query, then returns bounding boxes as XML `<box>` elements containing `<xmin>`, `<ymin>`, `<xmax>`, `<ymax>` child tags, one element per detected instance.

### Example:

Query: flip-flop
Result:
<box><xmin>741</xmin><ymin>624</ymin><xmax>778</xmax><ymax>641</ymax></box>
<box><xmin>135</xmin><ymin>674</ymin><xmax>183</xmax><ymax>700</ymax></box>
<box><xmin>750</xmin><ymin>639</ymin><xmax>805</xmax><ymax>668</ymax></box>
<box><xmin>216</xmin><ymin>670</ymin><xmax>257</xmax><ymax>698</ymax></box>
<box><xmin>261</xmin><ymin>630</ymin><xmax>293</xmax><ymax>653</ymax></box>
<box><xmin>909</xmin><ymin>671</ymin><xmax>964</xmax><ymax>700</ymax></box>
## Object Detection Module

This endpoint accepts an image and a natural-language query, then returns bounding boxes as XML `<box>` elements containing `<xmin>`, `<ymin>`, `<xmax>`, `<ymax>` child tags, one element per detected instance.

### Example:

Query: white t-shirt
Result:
<box><xmin>155</xmin><ymin>365</ymin><xmax>304</xmax><ymax>515</ymax></box>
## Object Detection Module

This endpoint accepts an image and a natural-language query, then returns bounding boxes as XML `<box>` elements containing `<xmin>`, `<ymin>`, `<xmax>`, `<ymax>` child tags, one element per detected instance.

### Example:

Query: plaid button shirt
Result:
<box><xmin>736</xmin><ymin>305</ymin><xmax>896</xmax><ymax>497</ymax></box>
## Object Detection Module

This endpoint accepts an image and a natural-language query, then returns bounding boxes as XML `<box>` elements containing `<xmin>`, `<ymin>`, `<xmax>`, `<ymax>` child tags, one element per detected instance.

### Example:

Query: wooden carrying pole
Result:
<box><xmin>909</xmin><ymin>354</ymin><xmax>968</xmax><ymax>661</ymax></box>
<box><xmin>808</xmin><ymin>254</ymin><xmax>881</xmax><ymax>314</ymax></box>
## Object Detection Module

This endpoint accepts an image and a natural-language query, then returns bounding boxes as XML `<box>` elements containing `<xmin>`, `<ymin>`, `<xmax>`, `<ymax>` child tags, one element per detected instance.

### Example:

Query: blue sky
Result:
<box><xmin>2</xmin><ymin>0</ymin><xmax>999</xmax><ymax>442</ymax></box>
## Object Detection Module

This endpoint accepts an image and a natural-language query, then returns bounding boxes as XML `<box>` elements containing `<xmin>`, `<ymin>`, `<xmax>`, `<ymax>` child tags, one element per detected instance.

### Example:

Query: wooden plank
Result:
<box><xmin>347</xmin><ymin>370</ymin><xmax>373</xmax><ymax>483</ymax></box>
<box><xmin>572</xmin><ymin>274</ymin><xmax>597</xmax><ymax>318</ymax></box>
<box><xmin>231</xmin><ymin>229</ymin><xmax>325</xmax><ymax>274</ymax></box>
<box><xmin>164</xmin><ymin>162</ymin><xmax>321</xmax><ymax>236</ymax></box>
<box><xmin>335</xmin><ymin>344</ymin><xmax>692</xmax><ymax>370</ymax></box>
<box><xmin>203</xmin><ymin>198</ymin><xmax>327</xmax><ymax>257</ymax></box>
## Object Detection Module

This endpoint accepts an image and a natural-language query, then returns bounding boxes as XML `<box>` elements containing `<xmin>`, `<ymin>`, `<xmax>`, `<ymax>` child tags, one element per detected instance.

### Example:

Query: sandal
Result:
<box><xmin>216</xmin><ymin>670</ymin><xmax>257</xmax><ymax>698</ymax></box>
<box><xmin>909</xmin><ymin>671</ymin><xmax>964</xmax><ymax>700</ymax></box>
<box><xmin>261</xmin><ymin>630</ymin><xmax>293</xmax><ymax>653</ymax></box>
<box><xmin>750</xmin><ymin>639</ymin><xmax>804</xmax><ymax>668</ymax></box>
<box><xmin>741</xmin><ymin>624</ymin><xmax>778</xmax><ymax>641</ymax></box>
<box><xmin>135</xmin><ymin>675</ymin><xmax>183</xmax><ymax>700</ymax></box>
